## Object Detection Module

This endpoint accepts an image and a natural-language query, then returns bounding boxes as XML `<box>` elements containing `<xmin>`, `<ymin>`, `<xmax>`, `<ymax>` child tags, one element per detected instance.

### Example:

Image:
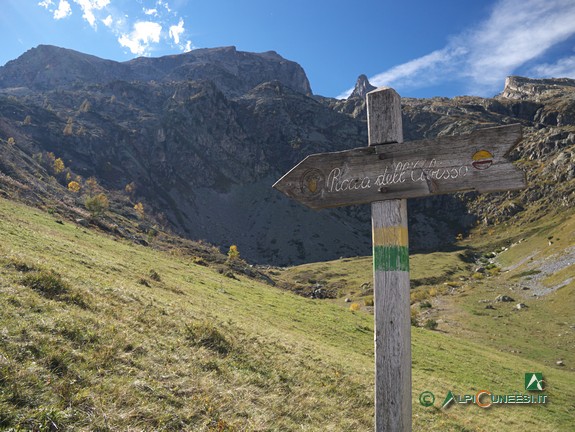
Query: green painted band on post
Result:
<box><xmin>373</xmin><ymin>245</ymin><xmax>410</xmax><ymax>272</ymax></box>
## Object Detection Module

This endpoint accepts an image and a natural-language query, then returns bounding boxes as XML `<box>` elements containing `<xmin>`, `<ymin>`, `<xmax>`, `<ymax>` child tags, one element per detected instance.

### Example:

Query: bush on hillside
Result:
<box><xmin>185</xmin><ymin>321</ymin><xmax>231</xmax><ymax>355</ymax></box>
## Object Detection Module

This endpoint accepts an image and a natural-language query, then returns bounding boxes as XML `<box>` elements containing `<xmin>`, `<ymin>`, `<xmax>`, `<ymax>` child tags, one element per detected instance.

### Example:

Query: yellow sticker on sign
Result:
<box><xmin>472</xmin><ymin>150</ymin><xmax>493</xmax><ymax>170</ymax></box>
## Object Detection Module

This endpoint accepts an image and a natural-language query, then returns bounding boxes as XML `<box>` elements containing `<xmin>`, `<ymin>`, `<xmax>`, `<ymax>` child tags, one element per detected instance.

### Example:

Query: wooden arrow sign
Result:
<box><xmin>273</xmin><ymin>123</ymin><xmax>526</xmax><ymax>209</ymax></box>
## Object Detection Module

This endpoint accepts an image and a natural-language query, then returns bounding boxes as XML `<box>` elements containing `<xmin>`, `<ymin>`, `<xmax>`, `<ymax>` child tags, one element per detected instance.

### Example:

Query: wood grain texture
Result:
<box><xmin>369</xmin><ymin>88</ymin><xmax>412</xmax><ymax>432</ymax></box>
<box><xmin>273</xmin><ymin>124</ymin><xmax>526</xmax><ymax>209</ymax></box>
<box><xmin>367</xmin><ymin>87</ymin><xmax>403</xmax><ymax>145</ymax></box>
<box><xmin>373</xmin><ymin>269</ymin><xmax>411</xmax><ymax>431</ymax></box>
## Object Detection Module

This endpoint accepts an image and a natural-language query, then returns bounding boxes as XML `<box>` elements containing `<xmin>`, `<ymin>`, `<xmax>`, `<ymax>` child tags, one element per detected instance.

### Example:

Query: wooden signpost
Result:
<box><xmin>273</xmin><ymin>119</ymin><xmax>525</xmax><ymax>210</ymax></box>
<box><xmin>273</xmin><ymin>87</ymin><xmax>527</xmax><ymax>431</ymax></box>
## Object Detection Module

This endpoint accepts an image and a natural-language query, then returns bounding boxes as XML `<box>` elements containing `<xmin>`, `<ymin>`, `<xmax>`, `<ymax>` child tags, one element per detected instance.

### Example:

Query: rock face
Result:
<box><xmin>0</xmin><ymin>45</ymin><xmax>574</xmax><ymax>264</ymax></box>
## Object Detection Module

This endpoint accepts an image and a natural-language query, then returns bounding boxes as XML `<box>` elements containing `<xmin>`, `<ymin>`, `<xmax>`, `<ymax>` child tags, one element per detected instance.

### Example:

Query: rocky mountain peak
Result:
<box><xmin>349</xmin><ymin>74</ymin><xmax>376</xmax><ymax>99</ymax></box>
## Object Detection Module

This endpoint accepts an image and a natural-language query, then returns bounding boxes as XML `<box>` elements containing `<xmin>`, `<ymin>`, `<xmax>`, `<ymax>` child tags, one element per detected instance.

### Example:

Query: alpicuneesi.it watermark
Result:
<box><xmin>419</xmin><ymin>373</ymin><xmax>548</xmax><ymax>409</ymax></box>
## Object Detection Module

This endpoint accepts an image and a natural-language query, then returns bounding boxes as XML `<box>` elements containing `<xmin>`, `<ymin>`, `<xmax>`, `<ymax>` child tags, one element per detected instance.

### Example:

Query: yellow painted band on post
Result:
<box><xmin>372</xmin><ymin>226</ymin><xmax>409</xmax><ymax>247</ymax></box>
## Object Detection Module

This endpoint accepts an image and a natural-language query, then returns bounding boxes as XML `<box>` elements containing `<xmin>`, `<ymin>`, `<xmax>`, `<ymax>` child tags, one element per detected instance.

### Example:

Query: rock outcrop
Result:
<box><xmin>501</xmin><ymin>76</ymin><xmax>575</xmax><ymax>100</ymax></box>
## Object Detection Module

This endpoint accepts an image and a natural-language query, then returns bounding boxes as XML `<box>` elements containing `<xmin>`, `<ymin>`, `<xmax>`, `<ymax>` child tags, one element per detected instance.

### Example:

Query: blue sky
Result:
<box><xmin>1</xmin><ymin>0</ymin><xmax>575</xmax><ymax>99</ymax></box>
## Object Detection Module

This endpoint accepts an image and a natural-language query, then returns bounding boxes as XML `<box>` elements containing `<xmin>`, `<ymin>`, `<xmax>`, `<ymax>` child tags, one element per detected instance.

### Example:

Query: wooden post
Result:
<box><xmin>367</xmin><ymin>88</ymin><xmax>412</xmax><ymax>431</ymax></box>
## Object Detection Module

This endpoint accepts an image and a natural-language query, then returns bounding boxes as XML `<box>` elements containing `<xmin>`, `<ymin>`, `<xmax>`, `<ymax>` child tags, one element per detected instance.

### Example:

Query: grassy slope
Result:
<box><xmin>278</xmin><ymin>209</ymin><xmax>575</xmax><ymax>430</ymax></box>
<box><xmin>0</xmin><ymin>197</ymin><xmax>573</xmax><ymax>431</ymax></box>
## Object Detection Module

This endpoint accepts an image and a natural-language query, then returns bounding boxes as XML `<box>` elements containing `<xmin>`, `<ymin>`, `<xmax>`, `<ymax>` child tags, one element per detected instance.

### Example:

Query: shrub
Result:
<box><xmin>21</xmin><ymin>270</ymin><xmax>89</xmax><ymax>309</ymax></box>
<box><xmin>192</xmin><ymin>256</ymin><xmax>208</xmax><ymax>266</ymax></box>
<box><xmin>228</xmin><ymin>245</ymin><xmax>240</xmax><ymax>261</ymax></box>
<box><xmin>410</xmin><ymin>289</ymin><xmax>428</xmax><ymax>304</ymax></box>
<box><xmin>364</xmin><ymin>296</ymin><xmax>374</xmax><ymax>307</ymax></box>
<box><xmin>419</xmin><ymin>300</ymin><xmax>432</xmax><ymax>309</ymax></box>
<box><xmin>125</xmin><ymin>181</ymin><xmax>136</xmax><ymax>195</ymax></box>
<box><xmin>21</xmin><ymin>270</ymin><xmax>69</xmax><ymax>298</ymax></box>
<box><xmin>6</xmin><ymin>257</ymin><xmax>36</xmax><ymax>273</ymax></box>
<box><xmin>85</xmin><ymin>177</ymin><xmax>101</xmax><ymax>195</ymax></box>
<box><xmin>138</xmin><ymin>278</ymin><xmax>151</xmax><ymax>287</ymax></box>
<box><xmin>349</xmin><ymin>302</ymin><xmax>361</xmax><ymax>312</ymax></box>
<box><xmin>62</xmin><ymin>292</ymin><xmax>89</xmax><ymax>309</ymax></box>
<box><xmin>424</xmin><ymin>319</ymin><xmax>438</xmax><ymax>330</ymax></box>
<box><xmin>67</xmin><ymin>181</ymin><xmax>81</xmax><ymax>193</ymax></box>
<box><xmin>85</xmin><ymin>193</ymin><xmax>109</xmax><ymax>218</ymax></box>
<box><xmin>224</xmin><ymin>270</ymin><xmax>238</xmax><ymax>280</ymax></box>
<box><xmin>47</xmin><ymin>354</ymin><xmax>69</xmax><ymax>376</ymax></box>
<box><xmin>149</xmin><ymin>269</ymin><xmax>161</xmax><ymax>282</ymax></box>
<box><xmin>410</xmin><ymin>309</ymin><xmax>419</xmax><ymax>327</ymax></box>
<box><xmin>134</xmin><ymin>202</ymin><xmax>145</xmax><ymax>218</ymax></box>
<box><xmin>487</xmin><ymin>266</ymin><xmax>501</xmax><ymax>276</ymax></box>
<box><xmin>53</xmin><ymin>158</ymin><xmax>65</xmax><ymax>174</ymax></box>
<box><xmin>227</xmin><ymin>245</ymin><xmax>240</xmax><ymax>261</ymax></box>
<box><xmin>185</xmin><ymin>321</ymin><xmax>231</xmax><ymax>355</ymax></box>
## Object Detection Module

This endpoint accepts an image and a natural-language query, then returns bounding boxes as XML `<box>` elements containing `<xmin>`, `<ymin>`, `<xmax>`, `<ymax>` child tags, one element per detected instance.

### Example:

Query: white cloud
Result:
<box><xmin>118</xmin><ymin>21</ymin><xmax>163</xmax><ymax>56</ymax></box>
<box><xmin>73</xmin><ymin>0</ymin><xmax>110</xmax><ymax>28</ymax></box>
<box><xmin>102</xmin><ymin>14</ymin><xmax>113</xmax><ymax>27</ymax></box>
<box><xmin>529</xmin><ymin>55</ymin><xmax>575</xmax><ymax>78</ymax></box>
<box><xmin>341</xmin><ymin>0</ymin><xmax>575</xmax><ymax>98</ymax></box>
<box><xmin>464</xmin><ymin>0</ymin><xmax>575</xmax><ymax>88</ymax></box>
<box><xmin>157</xmin><ymin>0</ymin><xmax>171</xmax><ymax>13</ymax></box>
<box><xmin>37</xmin><ymin>0</ymin><xmax>193</xmax><ymax>57</ymax></box>
<box><xmin>337</xmin><ymin>48</ymin><xmax>463</xmax><ymax>98</ymax></box>
<box><xmin>374</xmin><ymin>47</ymin><xmax>465</xmax><ymax>88</ymax></box>
<box><xmin>169</xmin><ymin>18</ymin><xmax>184</xmax><ymax>44</ymax></box>
<box><xmin>54</xmin><ymin>0</ymin><xmax>72</xmax><ymax>19</ymax></box>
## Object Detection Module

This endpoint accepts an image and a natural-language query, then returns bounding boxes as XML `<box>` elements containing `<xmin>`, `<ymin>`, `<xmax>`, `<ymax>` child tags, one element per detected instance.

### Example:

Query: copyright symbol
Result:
<box><xmin>419</xmin><ymin>391</ymin><xmax>435</xmax><ymax>407</ymax></box>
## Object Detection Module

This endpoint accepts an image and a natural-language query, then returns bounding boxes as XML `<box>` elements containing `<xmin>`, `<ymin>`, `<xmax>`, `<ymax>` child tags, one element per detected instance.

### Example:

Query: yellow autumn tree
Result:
<box><xmin>85</xmin><ymin>177</ymin><xmax>101</xmax><ymax>195</ymax></box>
<box><xmin>134</xmin><ymin>202</ymin><xmax>145</xmax><ymax>218</ymax></box>
<box><xmin>53</xmin><ymin>158</ymin><xmax>65</xmax><ymax>174</ymax></box>
<box><xmin>125</xmin><ymin>182</ymin><xmax>136</xmax><ymax>196</ymax></box>
<box><xmin>227</xmin><ymin>245</ymin><xmax>240</xmax><ymax>261</ymax></box>
<box><xmin>68</xmin><ymin>181</ymin><xmax>81</xmax><ymax>193</ymax></box>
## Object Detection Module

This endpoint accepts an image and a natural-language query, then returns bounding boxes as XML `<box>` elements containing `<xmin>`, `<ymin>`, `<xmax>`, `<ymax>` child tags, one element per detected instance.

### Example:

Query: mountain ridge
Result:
<box><xmin>0</xmin><ymin>45</ymin><xmax>574</xmax><ymax>264</ymax></box>
<box><xmin>0</xmin><ymin>44</ymin><xmax>312</xmax><ymax>97</ymax></box>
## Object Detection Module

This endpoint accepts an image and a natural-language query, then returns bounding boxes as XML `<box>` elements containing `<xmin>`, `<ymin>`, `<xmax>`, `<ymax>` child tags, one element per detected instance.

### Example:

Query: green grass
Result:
<box><xmin>0</xmin><ymin>197</ymin><xmax>574</xmax><ymax>430</ymax></box>
<box><xmin>276</xmin><ymin>249</ymin><xmax>470</xmax><ymax>303</ymax></box>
